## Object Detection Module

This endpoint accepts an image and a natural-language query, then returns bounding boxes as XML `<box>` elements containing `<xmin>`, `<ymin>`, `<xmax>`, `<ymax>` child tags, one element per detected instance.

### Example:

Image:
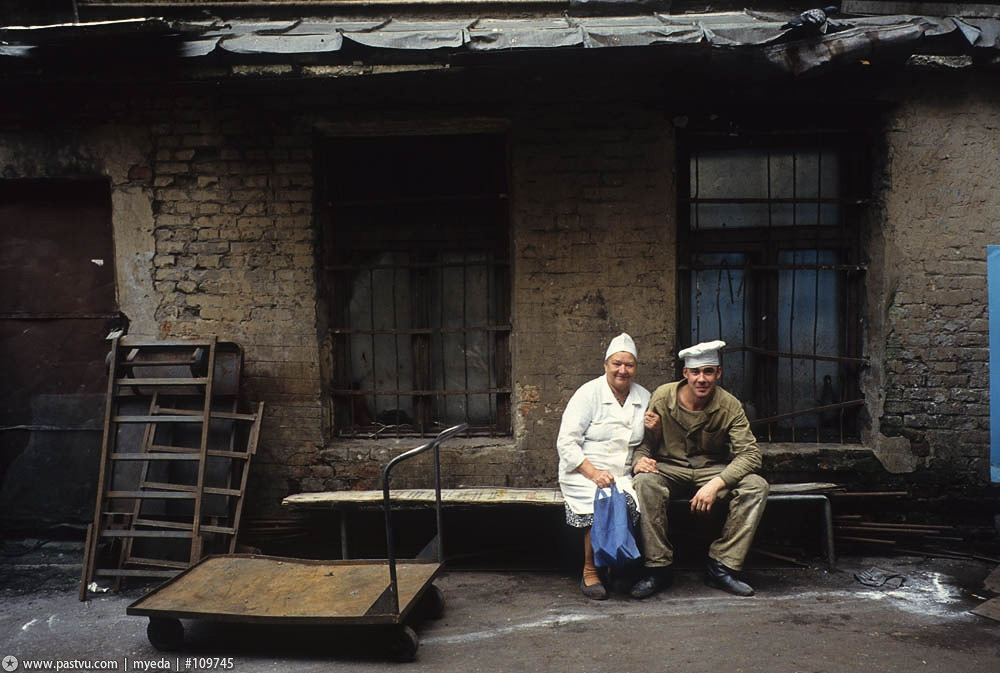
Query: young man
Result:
<box><xmin>630</xmin><ymin>340</ymin><xmax>769</xmax><ymax>598</ymax></box>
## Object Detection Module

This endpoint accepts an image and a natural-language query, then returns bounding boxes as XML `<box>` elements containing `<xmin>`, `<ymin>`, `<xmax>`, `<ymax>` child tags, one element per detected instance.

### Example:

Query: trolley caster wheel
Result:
<box><xmin>388</xmin><ymin>624</ymin><xmax>419</xmax><ymax>662</ymax></box>
<box><xmin>146</xmin><ymin>618</ymin><xmax>184</xmax><ymax>652</ymax></box>
<box><xmin>419</xmin><ymin>585</ymin><xmax>445</xmax><ymax>620</ymax></box>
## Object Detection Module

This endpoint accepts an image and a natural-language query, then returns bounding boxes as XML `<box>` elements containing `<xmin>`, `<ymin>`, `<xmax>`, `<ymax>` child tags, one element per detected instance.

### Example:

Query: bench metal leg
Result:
<box><xmin>766</xmin><ymin>494</ymin><xmax>836</xmax><ymax>570</ymax></box>
<box><xmin>340</xmin><ymin>510</ymin><xmax>350</xmax><ymax>560</ymax></box>
<box><xmin>821</xmin><ymin>496</ymin><xmax>835</xmax><ymax>569</ymax></box>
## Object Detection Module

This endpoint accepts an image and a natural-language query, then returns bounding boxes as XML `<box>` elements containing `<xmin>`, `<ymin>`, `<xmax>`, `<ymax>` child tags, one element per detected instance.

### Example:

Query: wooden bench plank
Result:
<box><xmin>281</xmin><ymin>482</ymin><xmax>841</xmax><ymax>509</ymax></box>
<box><xmin>282</xmin><ymin>482</ymin><xmax>840</xmax><ymax>569</ymax></box>
<box><xmin>283</xmin><ymin>487</ymin><xmax>565</xmax><ymax>508</ymax></box>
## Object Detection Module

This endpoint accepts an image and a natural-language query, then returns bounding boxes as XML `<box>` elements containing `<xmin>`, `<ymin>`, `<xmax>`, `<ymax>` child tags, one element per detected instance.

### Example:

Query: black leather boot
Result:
<box><xmin>705</xmin><ymin>558</ymin><xmax>754</xmax><ymax>596</ymax></box>
<box><xmin>629</xmin><ymin>566</ymin><xmax>673</xmax><ymax>599</ymax></box>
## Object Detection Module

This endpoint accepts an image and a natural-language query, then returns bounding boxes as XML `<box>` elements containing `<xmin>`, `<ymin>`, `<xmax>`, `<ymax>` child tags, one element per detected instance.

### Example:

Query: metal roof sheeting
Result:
<box><xmin>1</xmin><ymin>11</ymin><xmax>999</xmax><ymax>75</ymax></box>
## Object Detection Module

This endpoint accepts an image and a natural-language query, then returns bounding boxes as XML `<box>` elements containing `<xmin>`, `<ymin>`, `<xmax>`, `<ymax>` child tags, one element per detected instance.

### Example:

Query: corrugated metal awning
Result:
<box><xmin>1</xmin><ymin>11</ymin><xmax>998</xmax><ymax>76</ymax></box>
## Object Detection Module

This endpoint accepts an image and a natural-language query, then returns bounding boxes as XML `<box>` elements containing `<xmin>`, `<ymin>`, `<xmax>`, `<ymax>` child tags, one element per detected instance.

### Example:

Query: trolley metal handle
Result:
<box><xmin>381</xmin><ymin>423</ymin><xmax>468</xmax><ymax>616</ymax></box>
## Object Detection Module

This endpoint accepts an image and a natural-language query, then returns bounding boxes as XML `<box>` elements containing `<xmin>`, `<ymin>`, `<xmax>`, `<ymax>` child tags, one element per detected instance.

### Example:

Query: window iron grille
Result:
<box><xmin>680</xmin><ymin>135</ymin><xmax>868</xmax><ymax>443</ymax></box>
<box><xmin>317</xmin><ymin>132</ymin><xmax>511</xmax><ymax>438</ymax></box>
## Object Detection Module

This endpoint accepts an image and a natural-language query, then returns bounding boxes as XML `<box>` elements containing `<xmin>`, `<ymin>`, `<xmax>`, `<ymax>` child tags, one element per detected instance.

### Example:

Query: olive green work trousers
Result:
<box><xmin>633</xmin><ymin>464</ymin><xmax>769</xmax><ymax>572</ymax></box>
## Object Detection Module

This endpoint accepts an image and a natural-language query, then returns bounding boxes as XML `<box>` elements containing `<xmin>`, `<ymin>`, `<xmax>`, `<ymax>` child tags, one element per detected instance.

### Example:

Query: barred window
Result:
<box><xmin>318</xmin><ymin>133</ymin><xmax>511</xmax><ymax>438</ymax></box>
<box><xmin>679</xmin><ymin>133</ymin><xmax>868</xmax><ymax>442</ymax></box>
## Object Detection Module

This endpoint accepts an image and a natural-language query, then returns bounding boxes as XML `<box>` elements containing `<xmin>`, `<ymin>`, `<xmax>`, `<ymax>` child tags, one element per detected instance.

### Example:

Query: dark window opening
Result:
<box><xmin>317</xmin><ymin>133</ymin><xmax>511</xmax><ymax>438</ymax></box>
<box><xmin>678</xmin><ymin>134</ymin><xmax>868</xmax><ymax>443</ymax></box>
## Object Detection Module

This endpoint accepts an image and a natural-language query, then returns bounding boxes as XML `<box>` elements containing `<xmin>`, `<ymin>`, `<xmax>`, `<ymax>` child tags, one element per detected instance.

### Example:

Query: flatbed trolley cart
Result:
<box><xmin>127</xmin><ymin>423</ymin><xmax>469</xmax><ymax>662</ymax></box>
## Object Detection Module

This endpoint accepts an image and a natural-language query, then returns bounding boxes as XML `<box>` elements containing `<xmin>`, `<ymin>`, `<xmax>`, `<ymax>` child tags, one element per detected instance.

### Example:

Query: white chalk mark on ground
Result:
<box><xmin>859</xmin><ymin>571</ymin><xmax>965</xmax><ymax>619</ymax></box>
<box><xmin>423</xmin><ymin>613</ymin><xmax>601</xmax><ymax>645</ymax></box>
<box><xmin>424</xmin><ymin>577</ymin><xmax>971</xmax><ymax>646</ymax></box>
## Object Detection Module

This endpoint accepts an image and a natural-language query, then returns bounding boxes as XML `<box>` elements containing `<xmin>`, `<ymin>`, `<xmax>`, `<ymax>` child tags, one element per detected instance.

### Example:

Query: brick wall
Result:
<box><xmin>508</xmin><ymin>105</ymin><xmax>677</xmax><ymax>484</ymax></box>
<box><xmin>136</xmin><ymin>96</ymin><xmax>681</xmax><ymax>511</ymax></box>
<box><xmin>3</xmin><ymin>72</ymin><xmax>997</xmax><ymax>530</ymax></box>
<box><xmin>144</xmin><ymin>98</ymin><xmax>326</xmax><ymax>509</ymax></box>
<box><xmin>875</xmin><ymin>80</ymin><xmax>998</xmax><ymax>482</ymax></box>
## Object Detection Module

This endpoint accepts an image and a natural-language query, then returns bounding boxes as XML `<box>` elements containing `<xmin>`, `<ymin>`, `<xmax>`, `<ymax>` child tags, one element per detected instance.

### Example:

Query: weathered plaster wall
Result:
<box><xmin>875</xmin><ymin>76</ymin><xmax>997</xmax><ymax>483</ymax></box>
<box><xmin>509</xmin><ymin>106</ymin><xmax>676</xmax><ymax>484</ymax></box>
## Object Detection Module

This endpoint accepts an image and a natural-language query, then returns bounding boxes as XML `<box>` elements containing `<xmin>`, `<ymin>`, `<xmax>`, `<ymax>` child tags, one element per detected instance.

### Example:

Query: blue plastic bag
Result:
<box><xmin>591</xmin><ymin>482</ymin><xmax>640</xmax><ymax>568</ymax></box>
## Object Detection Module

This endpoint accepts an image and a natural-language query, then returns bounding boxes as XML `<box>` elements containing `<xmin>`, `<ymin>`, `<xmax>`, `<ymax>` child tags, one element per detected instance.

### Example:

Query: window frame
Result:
<box><xmin>677</xmin><ymin>130</ymin><xmax>870</xmax><ymax>443</ymax></box>
<box><xmin>316</xmin><ymin>132</ymin><xmax>512</xmax><ymax>439</ymax></box>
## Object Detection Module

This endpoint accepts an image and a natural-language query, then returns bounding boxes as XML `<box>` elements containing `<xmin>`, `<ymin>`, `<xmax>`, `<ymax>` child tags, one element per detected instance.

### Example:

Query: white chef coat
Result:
<box><xmin>556</xmin><ymin>375</ymin><xmax>651</xmax><ymax>515</ymax></box>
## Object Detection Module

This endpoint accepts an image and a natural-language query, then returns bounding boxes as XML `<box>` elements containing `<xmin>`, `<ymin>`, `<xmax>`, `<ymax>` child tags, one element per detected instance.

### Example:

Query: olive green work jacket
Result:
<box><xmin>633</xmin><ymin>380</ymin><xmax>762</xmax><ymax>487</ymax></box>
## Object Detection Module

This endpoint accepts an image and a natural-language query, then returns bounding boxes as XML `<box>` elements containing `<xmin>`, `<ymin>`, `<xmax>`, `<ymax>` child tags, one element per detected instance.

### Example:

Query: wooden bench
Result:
<box><xmin>282</xmin><ymin>483</ymin><xmax>839</xmax><ymax>569</ymax></box>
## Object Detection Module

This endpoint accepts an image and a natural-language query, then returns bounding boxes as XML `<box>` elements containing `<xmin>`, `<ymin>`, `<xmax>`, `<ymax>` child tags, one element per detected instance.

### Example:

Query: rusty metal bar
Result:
<box><xmin>437</xmin><ymin>254</ymin><xmax>447</xmax><ymax>426</ymax></box>
<box><xmin>1</xmin><ymin>424</ymin><xmax>100</xmax><ymax>431</ymax></box>
<box><xmin>681</xmin><ymin>263</ymin><xmax>867</xmax><ymax>272</ymax></box>
<box><xmin>331</xmin><ymin>387</ymin><xmax>511</xmax><ymax>396</ymax></box>
<box><xmin>684</xmin><ymin>196</ymin><xmax>844</xmax><ymax>205</ymax></box>
<box><xmin>787</xmin><ymin>253</ymin><xmax>798</xmax><ymax>442</ymax></box>
<box><xmin>463</xmin><ymin>253</ymin><xmax>471</xmax><ymax>428</ymax></box>
<box><xmin>325</xmin><ymin>259</ymin><xmax>510</xmax><ymax>272</ymax></box>
<box><xmin>830</xmin><ymin>491</ymin><xmax>909</xmax><ymax>497</ymax></box>
<box><xmin>367</xmin><ymin>263</ymin><xmax>378</xmax><ymax>427</ymax></box>
<box><xmin>731</xmin><ymin>344</ymin><xmax>868</xmax><ymax>365</ymax></box>
<box><xmin>413</xmin><ymin>253</ymin><xmax>432</xmax><ymax>432</ymax></box>
<box><xmin>392</xmin><ymin>261</ymin><xmax>402</xmax><ymax>428</ymax></box>
<box><xmin>840</xmin><ymin>521</ymin><xmax>953</xmax><ymax>531</ymax></box>
<box><xmin>488</xmin><ymin>251</ymin><xmax>498</xmax><ymax>429</ymax></box>
<box><xmin>0</xmin><ymin>312</ymin><xmax>122</xmax><ymax>319</ymax></box>
<box><xmin>333</xmin><ymin>190</ymin><xmax>504</xmax><ymax>205</ymax></box>
<box><xmin>749</xmin><ymin>399</ymin><xmax>864</xmax><ymax>426</ymax></box>
<box><xmin>811</xmin><ymin>257</ymin><xmax>820</xmax><ymax>441</ymax></box>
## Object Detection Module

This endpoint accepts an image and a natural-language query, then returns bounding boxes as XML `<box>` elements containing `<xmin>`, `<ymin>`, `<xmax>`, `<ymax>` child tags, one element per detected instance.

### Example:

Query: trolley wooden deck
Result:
<box><xmin>127</xmin><ymin>424</ymin><xmax>467</xmax><ymax>661</ymax></box>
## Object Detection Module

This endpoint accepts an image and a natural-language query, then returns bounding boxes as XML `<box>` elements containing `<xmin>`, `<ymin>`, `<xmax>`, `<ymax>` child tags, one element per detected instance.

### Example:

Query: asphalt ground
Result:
<box><xmin>1</xmin><ymin>539</ymin><xmax>999</xmax><ymax>673</ymax></box>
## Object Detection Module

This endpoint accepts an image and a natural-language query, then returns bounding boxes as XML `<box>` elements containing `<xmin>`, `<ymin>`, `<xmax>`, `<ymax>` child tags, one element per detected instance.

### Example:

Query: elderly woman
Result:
<box><xmin>556</xmin><ymin>333</ymin><xmax>658</xmax><ymax>600</ymax></box>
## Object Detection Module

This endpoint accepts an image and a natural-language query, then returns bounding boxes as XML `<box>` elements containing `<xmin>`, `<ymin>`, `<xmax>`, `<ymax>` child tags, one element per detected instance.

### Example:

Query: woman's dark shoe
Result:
<box><xmin>705</xmin><ymin>558</ymin><xmax>755</xmax><ymax>596</ymax></box>
<box><xmin>581</xmin><ymin>577</ymin><xmax>608</xmax><ymax>600</ymax></box>
<box><xmin>629</xmin><ymin>566</ymin><xmax>673</xmax><ymax>599</ymax></box>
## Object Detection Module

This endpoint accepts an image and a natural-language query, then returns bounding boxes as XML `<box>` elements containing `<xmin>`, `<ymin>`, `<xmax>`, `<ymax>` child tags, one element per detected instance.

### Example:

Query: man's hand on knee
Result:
<box><xmin>690</xmin><ymin>476</ymin><xmax>726</xmax><ymax>515</ymax></box>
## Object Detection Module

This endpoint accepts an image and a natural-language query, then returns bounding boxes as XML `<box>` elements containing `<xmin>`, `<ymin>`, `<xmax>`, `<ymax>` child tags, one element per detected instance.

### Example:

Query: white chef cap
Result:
<box><xmin>604</xmin><ymin>332</ymin><xmax>637</xmax><ymax>361</ymax></box>
<box><xmin>678</xmin><ymin>340</ymin><xmax>726</xmax><ymax>368</ymax></box>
